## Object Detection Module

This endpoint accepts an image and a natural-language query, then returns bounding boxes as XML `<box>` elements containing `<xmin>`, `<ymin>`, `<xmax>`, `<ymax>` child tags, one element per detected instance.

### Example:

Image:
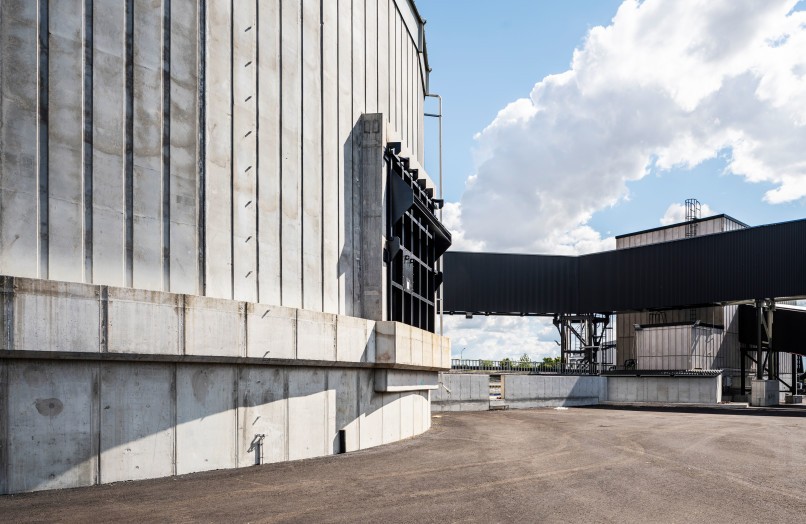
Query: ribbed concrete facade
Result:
<box><xmin>0</xmin><ymin>0</ymin><xmax>429</xmax><ymax>314</ymax></box>
<box><xmin>0</xmin><ymin>0</ymin><xmax>447</xmax><ymax>493</ymax></box>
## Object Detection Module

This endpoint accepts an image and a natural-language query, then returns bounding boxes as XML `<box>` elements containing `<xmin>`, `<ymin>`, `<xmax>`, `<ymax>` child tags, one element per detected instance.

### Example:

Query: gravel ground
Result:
<box><xmin>2</xmin><ymin>404</ymin><xmax>805</xmax><ymax>523</ymax></box>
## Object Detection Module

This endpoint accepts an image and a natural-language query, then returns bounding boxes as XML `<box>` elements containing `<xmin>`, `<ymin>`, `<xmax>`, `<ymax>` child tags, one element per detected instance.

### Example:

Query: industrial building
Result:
<box><xmin>0</xmin><ymin>0</ymin><xmax>450</xmax><ymax>494</ymax></box>
<box><xmin>443</xmin><ymin>212</ymin><xmax>806</xmax><ymax>401</ymax></box>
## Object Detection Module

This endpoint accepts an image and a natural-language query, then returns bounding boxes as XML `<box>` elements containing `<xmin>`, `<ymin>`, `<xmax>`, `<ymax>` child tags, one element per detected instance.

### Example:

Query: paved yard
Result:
<box><xmin>2</xmin><ymin>405</ymin><xmax>805</xmax><ymax>523</ymax></box>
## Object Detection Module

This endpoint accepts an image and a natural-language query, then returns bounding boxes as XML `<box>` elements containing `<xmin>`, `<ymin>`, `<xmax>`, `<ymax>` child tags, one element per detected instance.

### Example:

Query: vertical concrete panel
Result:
<box><xmin>381</xmin><ymin>392</ymin><xmax>401</xmax><ymax>444</ymax></box>
<box><xmin>321</xmin><ymin>0</ymin><xmax>339</xmax><ymax>314</ymax></box>
<box><xmin>288</xmin><ymin>368</ymin><xmax>327</xmax><ymax>459</ymax></box>
<box><xmin>327</xmin><ymin>368</ymin><xmax>359</xmax><ymax>453</ymax></box>
<box><xmin>7</xmin><ymin>362</ymin><xmax>98</xmax><ymax>492</ymax></box>
<box><xmin>132</xmin><ymin>0</ymin><xmax>164</xmax><ymax>291</ymax></box>
<box><xmin>100</xmin><ymin>363</ymin><xmax>174</xmax><ymax>483</ymax></box>
<box><xmin>257</xmin><ymin>0</ymin><xmax>281</xmax><ymax>306</ymax></box>
<box><xmin>246</xmin><ymin>304</ymin><xmax>296</xmax><ymax>359</ymax></box>
<box><xmin>350</xmin><ymin>0</ymin><xmax>366</xmax><ymax>313</ymax></box>
<box><xmin>14</xmin><ymin>281</ymin><xmax>100</xmax><ymax>353</ymax></box>
<box><xmin>0</xmin><ymin>361</ymin><xmax>6</xmax><ymax>494</ymax></box>
<box><xmin>296</xmin><ymin>309</ymin><xmax>336</xmax><ymax>361</ymax></box>
<box><xmin>359</xmin><ymin>369</ymin><xmax>383</xmax><ymax>449</ymax></box>
<box><xmin>395</xmin><ymin>13</ymin><xmax>402</xmax><ymax>140</ymax></box>
<box><xmin>377</xmin><ymin>0</ymin><xmax>389</xmax><ymax>121</ymax></box>
<box><xmin>337</xmin><ymin>0</ymin><xmax>352</xmax><ymax>315</ymax></box>
<box><xmin>169</xmin><ymin>0</ymin><xmax>199</xmax><ymax>295</ymax></box>
<box><xmin>231</xmin><ymin>1</ymin><xmax>257</xmax><ymax>302</ymax></box>
<box><xmin>176</xmin><ymin>365</ymin><xmax>237</xmax><ymax>473</ymax></box>
<box><xmin>238</xmin><ymin>366</ymin><xmax>287</xmax><ymax>465</ymax></box>
<box><xmin>280</xmin><ymin>0</ymin><xmax>302</xmax><ymax>308</ymax></box>
<box><xmin>365</xmin><ymin>0</ymin><xmax>378</xmax><ymax>113</ymax></box>
<box><xmin>204</xmin><ymin>0</ymin><xmax>233</xmax><ymax>299</ymax></box>
<box><xmin>0</xmin><ymin>0</ymin><xmax>38</xmax><ymax>278</ymax></box>
<box><xmin>92</xmin><ymin>2</ymin><xmax>126</xmax><ymax>287</ymax></box>
<box><xmin>302</xmin><ymin>0</ymin><xmax>323</xmax><ymax>311</ymax></box>
<box><xmin>48</xmin><ymin>0</ymin><xmax>85</xmax><ymax>282</ymax></box>
<box><xmin>399</xmin><ymin>391</ymin><xmax>413</xmax><ymax>439</ymax></box>
<box><xmin>411</xmin><ymin>389</ymin><xmax>423</xmax><ymax>435</ymax></box>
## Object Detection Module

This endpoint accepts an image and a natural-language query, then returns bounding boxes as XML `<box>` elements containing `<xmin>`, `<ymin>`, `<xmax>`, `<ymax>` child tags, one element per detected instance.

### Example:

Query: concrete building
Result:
<box><xmin>0</xmin><ymin>0</ymin><xmax>450</xmax><ymax>493</ymax></box>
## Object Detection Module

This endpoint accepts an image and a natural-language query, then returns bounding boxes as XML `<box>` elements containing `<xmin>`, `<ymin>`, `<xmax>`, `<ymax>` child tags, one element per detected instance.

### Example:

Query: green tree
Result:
<box><xmin>518</xmin><ymin>353</ymin><xmax>532</xmax><ymax>370</ymax></box>
<box><xmin>499</xmin><ymin>358</ymin><xmax>513</xmax><ymax>370</ymax></box>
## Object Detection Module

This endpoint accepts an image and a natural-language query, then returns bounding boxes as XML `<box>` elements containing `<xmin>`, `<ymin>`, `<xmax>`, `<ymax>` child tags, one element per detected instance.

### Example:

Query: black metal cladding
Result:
<box><xmin>385</xmin><ymin>143</ymin><xmax>451</xmax><ymax>332</ymax></box>
<box><xmin>444</xmin><ymin>218</ymin><xmax>806</xmax><ymax>315</ymax></box>
<box><xmin>738</xmin><ymin>305</ymin><xmax>806</xmax><ymax>356</ymax></box>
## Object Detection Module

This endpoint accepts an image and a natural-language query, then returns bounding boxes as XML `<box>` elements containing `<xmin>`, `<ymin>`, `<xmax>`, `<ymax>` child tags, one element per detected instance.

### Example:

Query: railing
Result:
<box><xmin>450</xmin><ymin>359</ymin><xmax>607</xmax><ymax>375</ymax></box>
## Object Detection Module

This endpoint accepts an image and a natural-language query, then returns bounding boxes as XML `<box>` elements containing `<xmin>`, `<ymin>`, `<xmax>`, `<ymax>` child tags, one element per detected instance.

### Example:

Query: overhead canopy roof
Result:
<box><xmin>443</xmin><ymin>218</ymin><xmax>806</xmax><ymax>315</ymax></box>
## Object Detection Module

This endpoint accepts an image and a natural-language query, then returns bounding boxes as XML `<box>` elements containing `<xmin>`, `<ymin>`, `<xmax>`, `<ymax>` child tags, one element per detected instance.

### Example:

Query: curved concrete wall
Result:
<box><xmin>0</xmin><ymin>0</ymin><xmax>429</xmax><ymax>313</ymax></box>
<box><xmin>0</xmin><ymin>0</ymin><xmax>444</xmax><ymax>494</ymax></box>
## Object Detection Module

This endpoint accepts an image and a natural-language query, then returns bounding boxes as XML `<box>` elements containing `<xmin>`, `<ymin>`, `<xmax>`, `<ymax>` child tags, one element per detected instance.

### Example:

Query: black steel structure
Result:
<box><xmin>385</xmin><ymin>143</ymin><xmax>451</xmax><ymax>332</ymax></box>
<box><xmin>444</xmin><ymin>218</ymin><xmax>806</xmax><ymax>315</ymax></box>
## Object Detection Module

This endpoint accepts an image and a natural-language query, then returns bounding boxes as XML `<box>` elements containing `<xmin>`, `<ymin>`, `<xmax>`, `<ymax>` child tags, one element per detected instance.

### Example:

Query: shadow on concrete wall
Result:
<box><xmin>0</xmin><ymin>358</ymin><xmax>428</xmax><ymax>494</ymax></box>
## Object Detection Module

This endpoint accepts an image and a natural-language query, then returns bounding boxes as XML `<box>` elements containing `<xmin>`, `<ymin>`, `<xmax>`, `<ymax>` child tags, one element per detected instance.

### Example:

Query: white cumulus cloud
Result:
<box><xmin>455</xmin><ymin>0</ymin><xmax>806</xmax><ymax>254</ymax></box>
<box><xmin>443</xmin><ymin>0</ymin><xmax>806</xmax><ymax>360</ymax></box>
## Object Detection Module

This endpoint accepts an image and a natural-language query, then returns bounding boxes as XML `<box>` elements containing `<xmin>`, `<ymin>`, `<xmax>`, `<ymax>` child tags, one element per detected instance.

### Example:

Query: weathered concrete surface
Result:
<box><xmin>752</xmin><ymin>379</ymin><xmax>779</xmax><ymax>407</ymax></box>
<box><xmin>3</xmin><ymin>407</ymin><xmax>806</xmax><ymax>522</ymax></box>
<box><xmin>607</xmin><ymin>375</ymin><xmax>722</xmax><ymax>404</ymax></box>
<box><xmin>503</xmin><ymin>374</ymin><xmax>605</xmax><ymax>408</ymax></box>
<box><xmin>431</xmin><ymin>373</ymin><xmax>489</xmax><ymax>412</ymax></box>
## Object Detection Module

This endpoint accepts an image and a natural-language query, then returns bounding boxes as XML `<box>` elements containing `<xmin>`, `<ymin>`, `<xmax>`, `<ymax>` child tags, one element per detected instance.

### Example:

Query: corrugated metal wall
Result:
<box><xmin>0</xmin><ymin>0</ymin><xmax>428</xmax><ymax>318</ymax></box>
<box><xmin>443</xmin><ymin>218</ymin><xmax>806</xmax><ymax>315</ymax></box>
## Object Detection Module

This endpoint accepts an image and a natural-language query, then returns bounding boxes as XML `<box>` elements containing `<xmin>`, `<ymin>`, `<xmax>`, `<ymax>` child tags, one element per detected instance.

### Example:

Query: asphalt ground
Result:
<box><xmin>2</xmin><ymin>405</ymin><xmax>805</xmax><ymax>523</ymax></box>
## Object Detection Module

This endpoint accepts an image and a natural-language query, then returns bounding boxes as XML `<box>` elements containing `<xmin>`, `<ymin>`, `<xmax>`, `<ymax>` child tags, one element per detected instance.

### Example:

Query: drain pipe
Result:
<box><xmin>424</xmin><ymin>93</ymin><xmax>443</xmax><ymax>336</ymax></box>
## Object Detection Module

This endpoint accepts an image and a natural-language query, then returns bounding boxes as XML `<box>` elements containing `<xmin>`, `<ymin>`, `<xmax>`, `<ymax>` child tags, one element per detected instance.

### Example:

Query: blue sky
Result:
<box><xmin>415</xmin><ymin>0</ymin><xmax>806</xmax><ymax>360</ymax></box>
<box><xmin>419</xmin><ymin>0</ymin><xmax>806</xmax><ymax>236</ymax></box>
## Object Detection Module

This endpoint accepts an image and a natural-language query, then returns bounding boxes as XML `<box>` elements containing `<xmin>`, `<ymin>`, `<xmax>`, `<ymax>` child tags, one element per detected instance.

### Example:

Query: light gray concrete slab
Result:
<box><xmin>382</xmin><ymin>392</ymin><xmax>401</xmax><ymax>444</ymax></box>
<box><xmin>336</xmin><ymin>315</ymin><xmax>372</xmax><ymax>363</ymax></box>
<box><xmin>296</xmin><ymin>309</ymin><xmax>336</xmax><ymax>361</ymax></box>
<box><xmin>0</xmin><ymin>0</ymin><xmax>38</xmax><ymax>279</ymax></box>
<box><xmin>238</xmin><ymin>366</ymin><xmax>287</xmax><ymax>465</ymax></box>
<box><xmin>301</xmin><ymin>0</ymin><xmax>323</xmax><ymax>313</ymax></box>
<box><xmin>326</xmin><ymin>368</ymin><xmax>360</xmax><ymax>453</ymax></box>
<box><xmin>231</xmin><ymin>0</ymin><xmax>257</xmax><ymax>303</ymax></box>
<box><xmin>246</xmin><ymin>304</ymin><xmax>296</xmax><ymax>360</ymax></box>
<box><xmin>350</xmin><ymin>0</ymin><xmax>365</xmax><ymax>313</ymax></box>
<box><xmin>132</xmin><ymin>0</ymin><xmax>165</xmax><ymax>291</ymax></box>
<box><xmin>374</xmin><ymin>370</ymin><xmax>438</xmax><ymax>392</ymax></box>
<box><xmin>204</xmin><ymin>0</ymin><xmax>232</xmax><ymax>300</ymax></box>
<box><xmin>321</xmin><ymin>0</ymin><xmax>339</xmax><ymax>315</ymax></box>
<box><xmin>107</xmin><ymin>287</ymin><xmax>181</xmax><ymax>355</ymax></box>
<box><xmin>378</xmin><ymin>0</ymin><xmax>389</xmax><ymax>121</ymax></box>
<box><xmin>184</xmin><ymin>296</ymin><xmax>245</xmax><ymax>357</ymax></box>
<box><xmin>176</xmin><ymin>365</ymin><xmax>237</xmax><ymax>473</ymax></box>
<box><xmin>280</xmin><ymin>0</ymin><xmax>302</xmax><ymax>309</ymax></box>
<box><xmin>47</xmin><ymin>0</ymin><xmax>84</xmax><ymax>283</ymax></box>
<box><xmin>337</xmin><ymin>0</ymin><xmax>353</xmax><ymax>316</ymax></box>
<box><xmin>288</xmin><ymin>368</ymin><xmax>328</xmax><ymax>460</ymax></box>
<box><xmin>6</xmin><ymin>361</ymin><xmax>98</xmax><ymax>492</ymax></box>
<box><xmin>359</xmin><ymin>368</ymin><xmax>383</xmax><ymax>449</ymax></box>
<box><xmin>168</xmin><ymin>0</ymin><xmax>199</xmax><ymax>295</ymax></box>
<box><xmin>13</xmin><ymin>279</ymin><xmax>100</xmax><ymax>353</ymax></box>
<box><xmin>256</xmin><ymin>0</ymin><xmax>282</xmax><ymax>307</ymax></box>
<box><xmin>100</xmin><ymin>363</ymin><xmax>175</xmax><ymax>483</ymax></box>
<box><xmin>399</xmin><ymin>391</ymin><xmax>414</xmax><ymax>438</ymax></box>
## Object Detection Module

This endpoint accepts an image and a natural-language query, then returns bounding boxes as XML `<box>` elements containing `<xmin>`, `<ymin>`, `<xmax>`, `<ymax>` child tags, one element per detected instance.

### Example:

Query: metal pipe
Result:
<box><xmin>756</xmin><ymin>300</ymin><xmax>763</xmax><ymax>380</ymax></box>
<box><xmin>425</xmin><ymin>93</ymin><xmax>443</xmax><ymax>336</ymax></box>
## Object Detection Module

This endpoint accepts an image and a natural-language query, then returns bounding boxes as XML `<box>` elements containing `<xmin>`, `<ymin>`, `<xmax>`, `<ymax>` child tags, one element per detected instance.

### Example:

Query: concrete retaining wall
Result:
<box><xmin>606</xmin><ymin>375</ymin><xmax>722</xmax><ymax>404</ymax></box>
<box><xmin>431</xmin><ymin>373</ymin><xmax>723</xmax><ymax>412</ymax></box>
<box><xmin>502</xmin><ymin>375</ymin><xmax>606</xmax><ymax>408</ymax></box>
<box><xmin>431</xmin><ymin>374</ymin><xmax>489</xmax><ymax>412</ymax></box>
<box><xmin>0</xmin><ymin>360</ymin><xmax>430</xmax><ymax>494</ymax></box>
<box><xmin>0</xmin><ymin>277</ymin><xmax>445</xmax><ymax>494</ymax></box>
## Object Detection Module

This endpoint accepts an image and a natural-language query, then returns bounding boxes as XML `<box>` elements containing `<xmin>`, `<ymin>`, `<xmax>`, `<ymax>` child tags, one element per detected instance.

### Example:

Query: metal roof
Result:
<box><xmin>614</xmin><ymin>214</ymin><xmax>750</xmax><ymax>240</ymax></box>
